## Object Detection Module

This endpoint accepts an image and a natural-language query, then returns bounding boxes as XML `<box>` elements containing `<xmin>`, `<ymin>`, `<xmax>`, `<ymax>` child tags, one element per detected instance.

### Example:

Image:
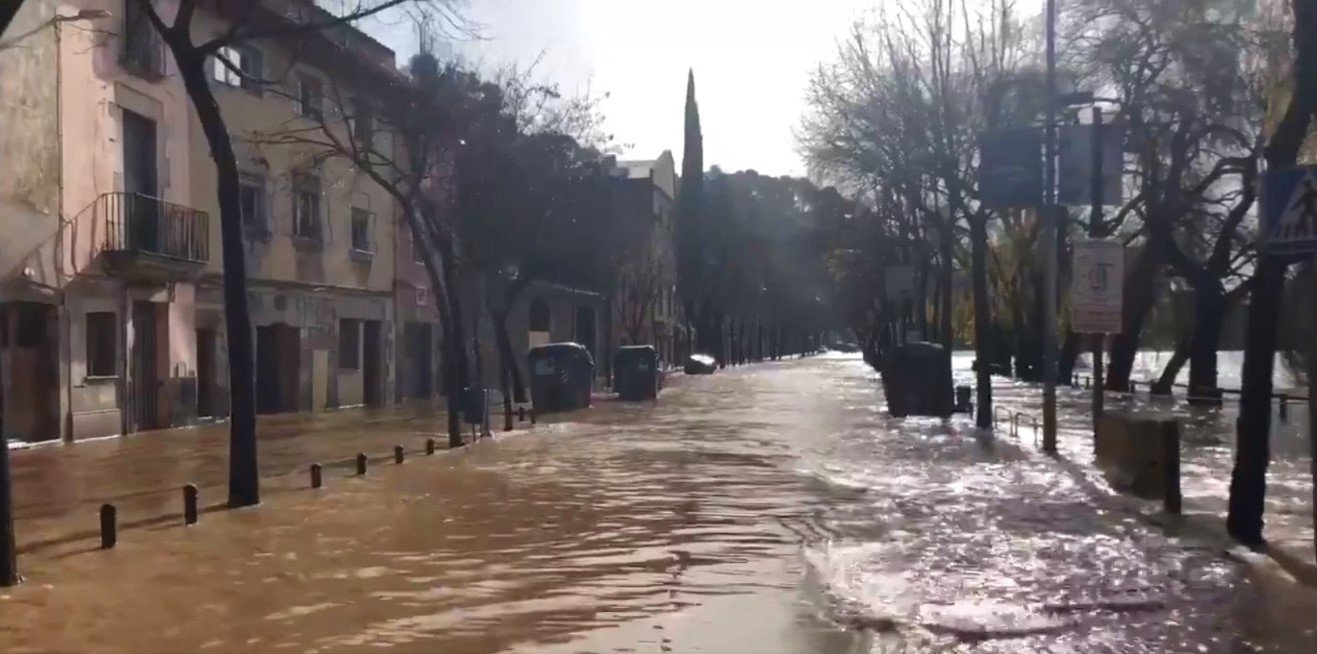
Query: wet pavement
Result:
<box><xmin>978</xmin><ymin>354</ymin><xmax>1316</xmax><ymax>574</ymax></box>
<box><xmin>2</xmin><ymin>354</ymin><xmax>1316</xmax><ymax>653</ymax></box>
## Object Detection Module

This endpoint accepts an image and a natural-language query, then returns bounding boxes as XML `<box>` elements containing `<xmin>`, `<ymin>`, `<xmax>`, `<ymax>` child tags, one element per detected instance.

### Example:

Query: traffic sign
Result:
<box><xmin>1072</xmin><ymin>239</ymin><xmax>1123</xmax><ymax>334</ymax></box>
<box><xmin>1057</xmin><ymin>124</ymin><xmax>1123</xmax><ymax>207</ymax></box>
<box><xmin>978</xmin><ymin>128</ymin><xmax>1043</xmax><ymax>208</ymax></box>
<box><xmin>1262</xmin><ymin>166</ymin><xmax>1317</xmax><ymax>255</ymax></box>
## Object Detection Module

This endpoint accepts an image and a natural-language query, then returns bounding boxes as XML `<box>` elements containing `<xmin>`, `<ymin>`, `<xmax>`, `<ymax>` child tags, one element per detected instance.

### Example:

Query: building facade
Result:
<box><xmin>0</xmin><ymin>0</ymin><xmax>410</xmax><ymax>442</ymax></box>
<box><xmin>611</xmin><ymin>152</ymin><xmax>682</xmax><ymax>368</ymax></box>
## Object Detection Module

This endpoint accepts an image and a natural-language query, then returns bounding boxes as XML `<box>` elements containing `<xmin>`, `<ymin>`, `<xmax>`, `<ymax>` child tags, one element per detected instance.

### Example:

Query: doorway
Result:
<box><xmin>1</xmin><ymin>302</ymin><xmax>59</xmax><ymax>441</ymax></box>
<box><xmin>362</xmin><ymin>320</ymin><xmax>383</xmax><ymax>406</ymax></box>
<box><xmin>121</xmin><ymin>109</ymin><xmax>159</xmax><ymax>251</ymax></box>
<box><xmin>196</xmin><ymin>327</ymin><xmax>216</xmax><ymax>418</ymax></box>
<box><xmin>256</xmin><ymin>323</ymin><xmax>300</xmax><ymax>414</ymax></box>
<box><xmin>575</xmin><ymin>305</ymin><xmax>597</xmax><ymax>363</ymax></box>
<box><xmin>404</xmin><ymin>322</ymin><xmax>433</xmax><ymax>399</ymax></box>
<box><xmin>129</xmin><ymin>300</ymin><xmax>161</xmax><ymax>431</ymax></box>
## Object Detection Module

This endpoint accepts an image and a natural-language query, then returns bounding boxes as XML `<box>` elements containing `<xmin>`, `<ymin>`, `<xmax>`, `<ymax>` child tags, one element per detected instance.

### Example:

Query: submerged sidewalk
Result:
<box><xmin>976</xmin><ymin>369</ymin><xmax>1317</xmax><ymax>586</ymax></box>
<box><xmin>7</xmin><ymin>401</ymin><xmax>491</xmax><ymax>559</ymax></box>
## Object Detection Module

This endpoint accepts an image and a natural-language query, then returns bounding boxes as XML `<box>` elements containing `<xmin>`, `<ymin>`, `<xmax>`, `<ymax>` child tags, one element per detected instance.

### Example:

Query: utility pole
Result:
<box><xmin>1090</xmin><ymin>106</ymin><xmax>1106</xmax><ymax>428</ymax></box>
<box><xmin>1042</xmin><ymin>0</ymin><xmax>1059</xmax><ymax>452</ymax></box>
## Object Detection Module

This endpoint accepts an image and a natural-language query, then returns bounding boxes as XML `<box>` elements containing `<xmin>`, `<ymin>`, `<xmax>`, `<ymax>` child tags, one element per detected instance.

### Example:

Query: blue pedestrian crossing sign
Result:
<box><xmin>1263</xmin><ymin>166</ymin><xmax>1317</xmax><ymax>255</ymax></box>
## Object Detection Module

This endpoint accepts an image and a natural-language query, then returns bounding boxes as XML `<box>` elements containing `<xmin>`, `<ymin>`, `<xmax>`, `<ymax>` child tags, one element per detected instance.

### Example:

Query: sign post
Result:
<box><xmin>1261</xmin><ymin>165</ymin><xmax>1317</xmax><ymax>561</ymax></box>
<box><xmin>1072</xmin><ymin>239</ymin><xmax>1124</xmax><ymax>335</ymax></box>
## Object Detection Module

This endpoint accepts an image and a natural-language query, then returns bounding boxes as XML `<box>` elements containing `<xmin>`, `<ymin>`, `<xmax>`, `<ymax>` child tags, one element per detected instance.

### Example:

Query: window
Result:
<box><xmin>86</xmin><ymin>312</ymin><xmax>117</xmax><ymax>377</ymax></box>
<box><xmin>529</xmin><ymin>298</ymin><xmax>551</xmax><ymax>332</ymax></box>
<box><xmin>292</xmin><ymin>174</ymin><xmax>321</xmax><ymax>240</ymax></box>
<box><xmin>212</xmin><ymin>45</ymin><xmax>263</xmax><ymax>93</ymax></box>
<box><xmin>353</xmin><ymin>99</ymin><xmax>373</xmax><ymax>145</ymax></box>
<box><xmin>122</xmin><ymin>0</ymin><xmax>164</xmax><ymax>77</ymax></box>
<box><xmin>298</xmin><ymin>74</ymin><xmax>323</xmax><ymax>120</ymax></box>
<box><xmin>239</xmin><ymin>174</ymin><xmax>267</xmax><ymax>233</ymax></box>
<box><xmin>338</xmin><ymin>319</ymin><xmax>360</xmax><ymax>370</ymax></box>
<box><xmin>350</xmin><ymin>208</ymin><xmax>372</xmax><ymax>252</ymax></box>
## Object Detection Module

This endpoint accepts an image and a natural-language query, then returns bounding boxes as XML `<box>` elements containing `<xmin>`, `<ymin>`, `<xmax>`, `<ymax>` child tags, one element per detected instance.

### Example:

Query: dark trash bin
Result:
<box><xmin>880</xmin><ymin>342</ymin><xmax>953</xmax><ymax>418</ymax></box>
<box><xmin>461</xmin><ymin>386</ymin><xmax>486</xmax><ymax>424</ymax></box>
<box><xmin>614</xmin><ymin>345</ymin><xmax>659</xmax><ymax>401</ymax></box>
<box><xmin>954</xmin><ymin>385</ymin><xmax>972</xmax><ymax>413</ymax></box>
<box><xmin>684</xmin><ymin>353</ymin><xmax>717</xmax><ymax>375</ymax></box>
<box><xmin>528</xmin><ymin>342</ymin><xmax>594</xmax><ymax>414</ymax></box>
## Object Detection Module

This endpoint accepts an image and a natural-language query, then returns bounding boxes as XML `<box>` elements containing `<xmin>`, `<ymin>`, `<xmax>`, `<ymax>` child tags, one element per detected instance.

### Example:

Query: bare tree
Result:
<box><xmin>133</xmin><ymin>0</ymin><xmax>469</xmax><ymax>494</ymax></box>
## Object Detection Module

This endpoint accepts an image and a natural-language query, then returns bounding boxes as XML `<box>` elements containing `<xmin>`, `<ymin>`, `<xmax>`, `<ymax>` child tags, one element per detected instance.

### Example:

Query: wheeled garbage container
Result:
<box><xmin>614</xmin><ymin>345</ymin><xmax>659</xmax><ymax>401</ymax></box>
<box><xmin>528</xmin><ymin>342</ymin><xmax>594</xmax><ymax>414</ymax></box>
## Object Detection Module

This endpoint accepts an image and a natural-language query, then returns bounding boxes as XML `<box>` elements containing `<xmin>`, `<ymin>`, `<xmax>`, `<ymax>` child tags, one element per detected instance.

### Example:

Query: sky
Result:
<box><xmin>363</xmin><ymin>0</ymin><xmax>874</xmax><ymax>178</ymax></box>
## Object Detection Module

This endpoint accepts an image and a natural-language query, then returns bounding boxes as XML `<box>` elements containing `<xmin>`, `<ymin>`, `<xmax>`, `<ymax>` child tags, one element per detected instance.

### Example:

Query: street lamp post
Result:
<box><xmin>1042</xmin><ymin>0</ymin><xmax>1060</xmax><ymax>453</ymax></box>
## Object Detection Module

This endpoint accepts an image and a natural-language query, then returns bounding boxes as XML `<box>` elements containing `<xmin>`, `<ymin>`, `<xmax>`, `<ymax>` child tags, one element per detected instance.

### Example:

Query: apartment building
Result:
<box><xmin>186</xmin><ymin>1</ymin><xmax>399</xmax><ymax>417</ymax></box>
<box><xmin>1</xmin><ymin>0</ymin><xmax>207</xmax><ymax>441</ymax></box>
<box><xmin>0</xmin><ymin>0</ymin><xmax>420</xmax><ymax>442</ymax></box>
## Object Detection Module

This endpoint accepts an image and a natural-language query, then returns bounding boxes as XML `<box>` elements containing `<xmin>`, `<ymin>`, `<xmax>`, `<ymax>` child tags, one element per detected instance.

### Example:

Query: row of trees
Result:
<box><xmin>800</xmin><ymin>0</ymin><xmax>1315</xmax><ymax>546</ymax></box>
<box><xmin>677</xmin><ymin>74</ymin><xmax>840</xmax><ymax>364</ymax></box>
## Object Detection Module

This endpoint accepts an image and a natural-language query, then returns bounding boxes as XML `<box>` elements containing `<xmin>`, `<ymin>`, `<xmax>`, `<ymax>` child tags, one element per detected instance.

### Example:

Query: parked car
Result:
<box><xmin>684</xmin><ymin>353</ymin><xmax>718</xmax><ymax>375</ymax></box>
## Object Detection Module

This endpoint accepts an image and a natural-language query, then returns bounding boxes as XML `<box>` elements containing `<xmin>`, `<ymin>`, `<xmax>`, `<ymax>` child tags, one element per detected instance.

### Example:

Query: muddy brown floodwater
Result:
<box><xmin>2</xmin><ymin>355</ymin><xmax>1315</xmax><ymax>653</ymax></box>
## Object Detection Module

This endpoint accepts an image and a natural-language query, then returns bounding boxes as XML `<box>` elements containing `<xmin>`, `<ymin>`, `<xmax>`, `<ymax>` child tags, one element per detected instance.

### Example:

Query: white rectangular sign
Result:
<box><xmin>1072</xmin><ymin>239</ymin><xmax>1124</xmax><ymax>334</ymax></box>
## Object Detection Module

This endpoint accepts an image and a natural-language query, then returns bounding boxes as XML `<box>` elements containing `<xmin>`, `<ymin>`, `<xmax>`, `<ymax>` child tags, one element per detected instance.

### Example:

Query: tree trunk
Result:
<box><xmin>970</xmin><ymin>214</ymin><xmax>993</xmax><ymax>428</ymax></box>
<box><xmin>439</xmin><ymin>244</ymin><xmax>468</xmax><ymax>447</ymax></box>
<box><xmin>1058</xmin><ymin>328</ymin><xmax>1081</xmax><ymax>385</ymax></box>
<box><xmin>939</xmin><ymin>221</ymin><xmax>954</xmax><ymax>353</ymax></box>
<box><xmin>1188</xmin><ymin>276</ymin><xmax>1225</xmax><ymax>405</ymax></box>
<box><xmin>1151</xmin><ymin>334</ymin><xmax>1190</xmax><ymax>396</ymax></box>
<box><xmin>1229</xmin><ymin>257</ymin><xmax>1285</xmax><ymax>546</ymax></box>
<box><xmin>1107</xmin><ymin>246</ymin><xmax>1160</xmax><ymax>391</ymax></box>
<box><xmin>176</xmin><ymin>51</ymin><xmax>259</xmax><ymax>508</ymax></box>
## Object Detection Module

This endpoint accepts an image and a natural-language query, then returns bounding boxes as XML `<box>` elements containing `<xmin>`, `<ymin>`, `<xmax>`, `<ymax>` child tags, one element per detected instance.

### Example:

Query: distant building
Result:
<box><xmin>610</xmin><ymin>151</ymin><xmax>683</xmax><ymax>367</ymax></box>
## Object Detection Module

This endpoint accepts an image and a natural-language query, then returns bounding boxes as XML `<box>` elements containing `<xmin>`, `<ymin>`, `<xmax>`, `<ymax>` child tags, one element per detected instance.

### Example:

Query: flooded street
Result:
<box><xmin>3</xmin><ymin>355</ymin><xmax>1316</xmax><ymax>653</ymax></box>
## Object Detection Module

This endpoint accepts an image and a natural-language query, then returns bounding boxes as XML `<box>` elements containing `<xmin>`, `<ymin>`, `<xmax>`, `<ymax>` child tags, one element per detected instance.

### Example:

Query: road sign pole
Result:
<box><xmin>1042</xmin><ymin>0</ymin><xmax>1059</xmax><ymax>453</ymax></box>
<box><xmin>1090</xmin><ymin>107</ymin><xmax>1105</xmax><ymax>428</ymax></box>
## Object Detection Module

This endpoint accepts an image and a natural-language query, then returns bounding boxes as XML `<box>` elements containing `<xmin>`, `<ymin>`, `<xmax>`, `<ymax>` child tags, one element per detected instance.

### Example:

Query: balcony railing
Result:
<box><xmin>101</xmin><ymin>192</ymin><xmax>209</xmax><ymax>265</ymax></box>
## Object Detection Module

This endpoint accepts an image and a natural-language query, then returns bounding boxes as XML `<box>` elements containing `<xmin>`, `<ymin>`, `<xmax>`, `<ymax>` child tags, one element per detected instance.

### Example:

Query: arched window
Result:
<box><xmin>529</xmin><ymin>298</ymin><xmax>551</xmax><ymax>332</ymax></box>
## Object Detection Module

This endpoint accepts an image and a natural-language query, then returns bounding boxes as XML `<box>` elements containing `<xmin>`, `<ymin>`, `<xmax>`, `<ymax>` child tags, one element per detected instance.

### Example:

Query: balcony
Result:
<box><xmin>100</xmin><ymin>193</ymin><xmax>209</xmax><ymax>279</ymax></box>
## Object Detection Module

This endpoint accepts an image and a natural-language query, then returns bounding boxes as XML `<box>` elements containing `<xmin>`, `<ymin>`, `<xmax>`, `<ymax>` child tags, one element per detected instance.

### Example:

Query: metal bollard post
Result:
<box><xmin>425</xmin><ymin>438</ymin><xmax>436</xmax><ymax>455</ymax></box>
<box><xmin>530</xmin><ymin>406</ymin><xmax>537</xmax><ymax>425</ymax></box>
<box><xmin>1012</xmin><ymin>413</ymin><xmax>1019</xmax><ymax>438</ymax></box>
<box><xmin>518</xmin><ymin>406</ymin><xmax>526</xmax><ymax>422</ymax></box>
<box><xmin>1162</xmin><ymin>421</ymin><xmax>1182</xmax><ymax>515</ymax></box>
<box><xmin>100</xmin><ymin>504</ymin><xmax>117</xmax><ymax>549</ymax></box>
<box><xmin>1084</xmin><ymin>376</ymin><xmax>1090</xmax><ymax>390</ymax></box>
<box><xmin>356</xmin><ymin>453</ymin><xmax>368</xmax><ymax>476</ymax></box>
<box><xmin>1278</xmin><ymin>394</ymin><xmax>1289</xmax><ymax>422</ymax></box>
<box><xmin>394</xmin><ymin>445</ymin><xmax>405</xmax><ymax>464</ymax></box>
<box><xmin>182</xmin><ymin>484</ymin><xmax>198</xmax><ymax>525</ymax></box>
<box><xmin>310</xmin><ymin>463</ymin><xmax>323</xmax><ymax>489</ymax></box>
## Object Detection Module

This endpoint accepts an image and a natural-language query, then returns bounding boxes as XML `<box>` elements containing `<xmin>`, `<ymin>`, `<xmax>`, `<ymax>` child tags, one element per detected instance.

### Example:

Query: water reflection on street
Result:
<box><xmin>1</xmin><ymin>354</ymin><xmax>1314</xmax><ymax>653</ymax></box>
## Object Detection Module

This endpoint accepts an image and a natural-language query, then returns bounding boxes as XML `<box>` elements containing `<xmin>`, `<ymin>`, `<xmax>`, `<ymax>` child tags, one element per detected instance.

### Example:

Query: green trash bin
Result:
<box><xmin>528</xmin><ymin>342</ymin><xmax>594</xmax><ymax>414</ymax></box>
<box><xmin>614</xmin><ymin>345</ymin><xmax>659</xmax><ymax>401</ymax></box>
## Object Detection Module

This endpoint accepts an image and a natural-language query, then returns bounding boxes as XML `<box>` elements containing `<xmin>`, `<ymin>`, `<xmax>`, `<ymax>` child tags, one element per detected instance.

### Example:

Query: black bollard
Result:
<box><xmin>530</xmin><ymin>406</ymin><xmax>537</xmax><ymax>425</ymax></box>
<box><xmin>425</xmin><ymin>438</ymin><xmax>436</xmax><ymax>455</ymax></box>
<box><xmin>182</xmin><ymin>484</ymin><xmax>198</xmax><ymax>525</ymax></box>
<box><xmin>394</xmin><ymin>445</ymin><xmax>405</xmax><ymax>464</ymax></box>
<box><xmin>518</xmin><ymin>406</ymin><xmax>526</xmax><ymax>422</ymax></box>
<box><xmin>1279</xmin><ymin>394</ymin><xmax>1289</xmax><ymax>422</ymax></box>
<box><xmin>356</xmin><ymin>453</ymin><xmax>368</xmax><ymax>476</ymax></box>
<box><xmin>310</xmin><ymin>463</ymin><xmax>323</xmax><ymax>489</ymax></box>
<box><xmin>100</xmin><ymin>504</ymin><xmax>117</xmax><ymax>549</ymax></box>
